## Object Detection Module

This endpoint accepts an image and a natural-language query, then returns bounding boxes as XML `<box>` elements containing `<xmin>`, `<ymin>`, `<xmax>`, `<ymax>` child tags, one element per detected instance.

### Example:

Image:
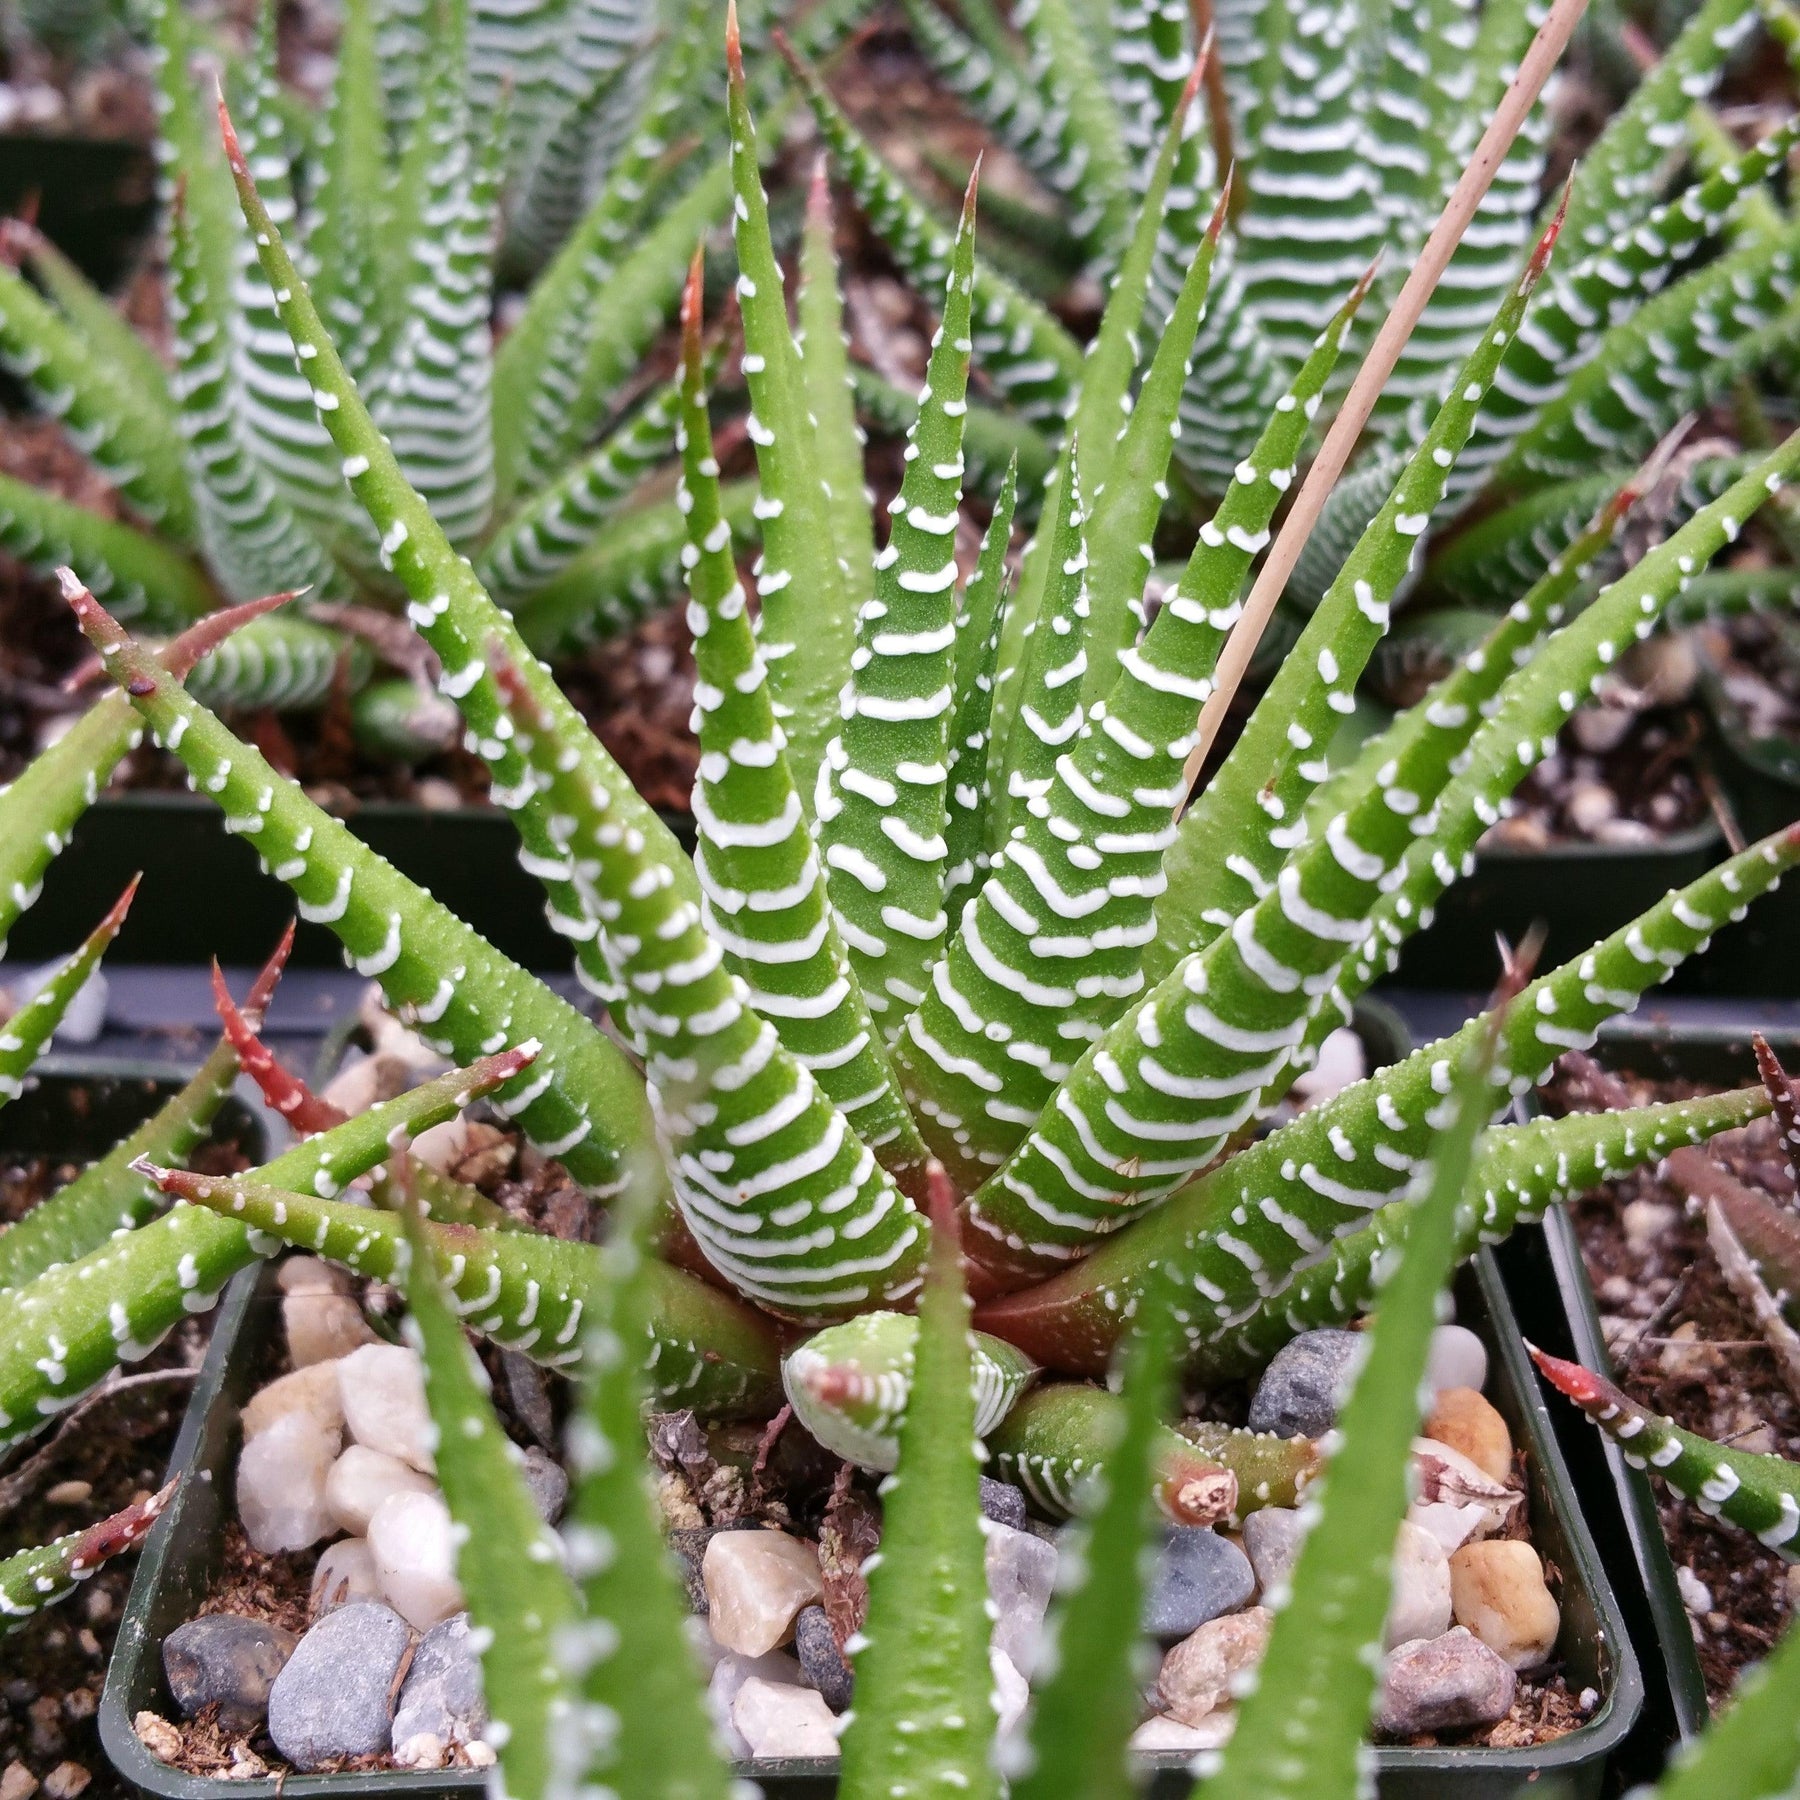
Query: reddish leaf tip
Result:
<box><xmin>216</xmin><ymin>85</ymin><xmax>246</xmax><ymax>177</ymax></box>
<box><xmin>681</xmin><ymin>247</ymin><xmax>706</xmax><ymax>364</ymax></box>
<box><xmin>1206</xmin><ymin>168</ymin><xmax>1234</xmax><ymax>243</ymax></box>
<box><xmin>96</xmin><ymin>872</ymin><xmax>142</xmax><ymax>936</ymax></box>
<box><xmin>1525</xmin><ymin>1341</ymin><xmax>1609</xmax><ymax>1406</ymax></box>
<box><xmin>725</xmin><ymin>0</ymin><xmax>744</xmax><ymax>82</ymax></box>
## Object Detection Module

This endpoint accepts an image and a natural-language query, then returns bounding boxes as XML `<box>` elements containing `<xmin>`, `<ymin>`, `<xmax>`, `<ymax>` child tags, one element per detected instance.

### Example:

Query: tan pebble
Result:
<box><xmin>1659</xmin><ymin>1321</ymin><xmax>1721</xmax><ymax>1383</ymax></box>
<box><xmin>42</xmin><ymin>1481</ymin><xmax>91</xmax><ymax>1507</ymax></box>
<box><xmin>284</xmin><ymin>1291</ymin><xmax>378</xmax><ymax>1367</ymax></box>
<box><xmin>1156</xmin><ymin>1606</ymin><xmax>1274</xmax><ymax>1727</ymax></box>
<box><xmin>1450</xmin><ymin>1540</ymin><xmax>1560</xmax><ymax>1670</ymax></box>
<box><xmin>702</xmin><ymin>1531</ymin><xmax>824</xmax><ymax>1657</ymax></box>
<box><xmin>1</xmin><ymin>1761</ymin><xmax>38</xmax><ymax>1800</ymax></box>
<box><xmin>40</xmin><ymin>1765</ymin><xmax>88</xmax><ymax>1800</ymax></box>
<box><xmin>133</xmin><ymin>1716</ymin><xmax>182</xmax><ymax>1766</ymax></box>
<box><xmin>1424</xmin><ymin>1388</ymin><xmax>1514</xmax><ymax>1484</ymax></box>
<box><xmin>276</xmin><ymin>1257</ymin><xmax>352</xmax><ymax>1297</ymax></box>
<box><xmin>242</xmin><ymin>1361</ymin><xmax>344</xmax><ymax>1444</ymax></box>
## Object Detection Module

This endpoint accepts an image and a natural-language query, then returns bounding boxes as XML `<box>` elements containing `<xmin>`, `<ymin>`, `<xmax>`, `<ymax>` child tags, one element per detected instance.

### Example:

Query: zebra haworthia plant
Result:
<box><xmin>1</xmin><ymin>0</ymin><xmax>1800</xmax><ymax>1645</ymax></box>
<box><xmin>209</xmin><ymin>972</ymin><xmax>1800</xmax><ymax>1799</ymax></box>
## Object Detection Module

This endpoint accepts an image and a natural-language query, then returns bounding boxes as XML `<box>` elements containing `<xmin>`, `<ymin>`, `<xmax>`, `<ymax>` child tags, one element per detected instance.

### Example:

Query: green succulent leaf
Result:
<box><xmin>0</xmin><ymin>881</ymin><xmax>135</xmax><ymax>1107</ymax></box>
<box><xmin>399</xmin><ymin>1181</ymin><xmax>578</xmax><ymax>1800</ymax></box>
<box><xmin>0</xmin><ymin>934</ymin><xmax>291</xmax><ymax>1293</ymax></box>
<box><xmin>0</xmin><ymin>1483</ymin><xmax>174</xmax><ymax>1633</ymax></box>
<box><xmin>835</xmin><ymin>1183</ymin><xmax>998</xmax><ymax>1800</ymax></box>
<box><xmin>1194</xmin><ymin>984</ymin><xmax>1509</xmax><ymax>1800</ymax></box>
<box><xmin>1533</xmin><ymin>1347</ymin><xmax>1800</xmax><ymax>1558</ymax></box>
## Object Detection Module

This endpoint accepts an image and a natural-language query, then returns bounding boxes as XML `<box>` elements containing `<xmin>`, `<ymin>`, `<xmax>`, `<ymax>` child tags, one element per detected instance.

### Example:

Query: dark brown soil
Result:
<box><xmin>1543</xmin><ymin>1059</ymin><xmax>1800</xmax><ymax>1708</ymax></box>
<box><xmin>1481</xmin><ymin>704</ymin><xmax>1711</xmax><ymax>851</ymax></box>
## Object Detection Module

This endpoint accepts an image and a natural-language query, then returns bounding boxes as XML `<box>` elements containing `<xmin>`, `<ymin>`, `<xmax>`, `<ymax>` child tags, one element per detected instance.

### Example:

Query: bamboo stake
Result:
<box><xmin>1179</xmin><ymin>0</ymin><xmax>1591</xmax><ymax>801</ymax></box>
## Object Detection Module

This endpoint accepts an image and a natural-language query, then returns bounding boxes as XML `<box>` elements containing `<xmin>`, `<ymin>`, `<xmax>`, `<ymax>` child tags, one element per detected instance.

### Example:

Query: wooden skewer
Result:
<box><xmin>1178</xmin><ymin>0</ymin><xmax>1592</xmax><ymax>803</ymax></box>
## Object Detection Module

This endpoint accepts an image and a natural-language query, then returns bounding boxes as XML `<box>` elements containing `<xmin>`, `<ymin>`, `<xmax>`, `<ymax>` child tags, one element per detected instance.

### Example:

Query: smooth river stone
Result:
<box><xmin>265</xmin><ymin>1603</ymin><xmax>413</xmax><ymax>1771</ymax></box>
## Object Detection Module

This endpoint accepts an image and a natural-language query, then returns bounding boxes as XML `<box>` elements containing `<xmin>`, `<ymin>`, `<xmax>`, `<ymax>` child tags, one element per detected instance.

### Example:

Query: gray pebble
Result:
<box><xmin>1248</xmin><ymin>1330</ymin><xmax>1362</xmax><ymax>1437</ymax></box>
<box><xmin>391</xmin><ymin>1613</ymin><xmax>488</xmax><ymax>1754</ymax></box>
<box><xmin>793</xmin><ymin>1605</ymin><xmax>853</xmax><ymax>1712</ymax></box>
<box><xmin>522</xmin><ymin>1446</ymin><xmax>569</xmax><ymax>1524</ymax></box>
<box><xmin>266</xmin><ymin>1601</ymin><xmax>414</xmax><ymax>1770</ymax></box>
<box><xmin>1142</xmin><ymin>1529</ymin><xmax>1256</xmax><ymax>1638</ymax></box>
<box><xmin>163</xmin><ymin>1614</ymin><xmax>298</xmax><ymax>1733</ymax></box>
<box><xmin>1242</xmin><ymin>1506</ymin><xmax>1308</xmax><ymax>1597</ymax></box>
<box><xmin>979</xmin><ymin>1477</ymin><xmax>1029</xmax><ymax>1531</ymax></box>
<box><xmin>1377</xmin><ymin>1628</ymin><xmax>1517</xmax><ymax>1736</ymax></box>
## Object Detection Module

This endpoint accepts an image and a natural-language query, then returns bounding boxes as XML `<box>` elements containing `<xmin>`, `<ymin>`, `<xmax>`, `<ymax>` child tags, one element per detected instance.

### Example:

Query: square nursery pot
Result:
<box><xmin>5</xmin><ymin>792</ymin><xmax>696</xmax><ymax>971</ymax></box>
<box><xmin>100</xmin><ymin>1250</ymin><xmax>1642</xmax><ymax>1800</ymax></box>
<box><xmin>1498</xmin><ymin>1015</ymin><xmax>1800</xmax><ymax>1780</ymax></box>
<box><xmin>0</xmin><ymin>1052</ymin><xmax>270</xmax><ymax>1170</ymax></box>
<box><xmin>1390</xmin><ymin>820</ymin><xmax>1725</xmax><ymax>993</ymax></box>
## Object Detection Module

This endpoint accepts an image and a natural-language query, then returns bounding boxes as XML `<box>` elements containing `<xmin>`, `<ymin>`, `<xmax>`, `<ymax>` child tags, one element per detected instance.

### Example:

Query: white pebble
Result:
<box><xmin>311</xmin><ymin>1538</ymin><xmax>381</xmax><ymax>1616</ymax></box>
<box><xmin>237</xmin><ymin>1412</ymin><xmax>338</xmax><ymax>1553</ymax></box>
<box><xmin>1424</xmin><ymin>1325</ymin><xmax>1488</xmax><ymax>1397</ymax></box>
<box><xmin>368</xmin><ymin>1489</ymin><xmax>464</xmax><ymax>1630</ymax></box>
<box><xmin>326</xmin><ymin>1445</ymin><xmax>438</xmax><ymax>1536</ymax></box>
<box><xmin>731</xmin><ymin>1678</ymin><xmax>840</xmax><ymax>1759</ymax></box>
<box><xmin>1676</xmin><ymin>1566</ymin><xmax>1712</xmax><ymax>1617</ymax></box>
<box><xmin>338</xmin><ymin>1342</ymin><xmax>437</xmax><ymax>1473</ymax></box>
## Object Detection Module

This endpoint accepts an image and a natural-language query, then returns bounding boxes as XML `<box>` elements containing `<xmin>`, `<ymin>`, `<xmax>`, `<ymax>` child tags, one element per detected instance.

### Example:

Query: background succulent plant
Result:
<box><xmin>809</xmin><ymin>0</ymin><xmax>1800</xmax><ymax>745</ymax></box>
<box><xmin>1532</xmin><ymin>1036</ymin><xmax>1800</xmax><ymax>1560</ymax></box>
<box><xmin>0</xmin><ymin>0</ymin><xmax>863</xmax><ymax>781</ymax></box>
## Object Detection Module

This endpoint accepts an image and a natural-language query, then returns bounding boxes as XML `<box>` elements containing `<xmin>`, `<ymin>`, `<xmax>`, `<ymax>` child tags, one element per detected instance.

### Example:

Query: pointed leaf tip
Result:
<box><xmin>1525</xmin><ymin>176</ymin><xmax>1574</xmax><ymax>287</ymax></box>
<box><xmin>807</xmin><ymin>152</ymin><xmax>832</xmax><ymax>226</ymax></box>
<box><xmin>1207</xmin><ymin>167</ymin><xmax>1235</xmax><ymax>242</ymax></box>
<box><xmin>1180</xmin><ymin>49</ymin><xmax>1208</xmax><ymax>110</ymax></box>
<box><xmin>94</xmin><ymin>872</ymin><xmax>141</xmax><ymax>937</ymax></box>
<box><xmin>164</xmin><ymin>590</ymin><xmax>304</xmax><ymax>679</ymax></box>
<box><xmin>726</xmin><ymin>0</ymin><xmax>744</xmax><ymax>83</ymax></box>
<box><xmin>1752</xmin><ymin>1034</ymin><xmax>1800</xmax><ymax>1185</ymax></box>
<box><xmin>681</xmin><ymin>249</ymin><xmax>705</xmax><ymax>360</ymax></box>
<box><xmin>1526</xmin><ymin>1341</ymin><xmax>1612</xmax><ymax>1405</ymax></box>
<box><xmin>216</xmin><ymin>85</ymin><xmax>246</xmax><ymax>176</ymax></box>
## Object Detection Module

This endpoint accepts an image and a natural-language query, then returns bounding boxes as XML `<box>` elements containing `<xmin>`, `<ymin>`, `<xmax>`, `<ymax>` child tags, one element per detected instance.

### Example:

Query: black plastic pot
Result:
<box><xmin>1391</xmin><ymin>820</ymin><xmax>1724</xmax><ymax>991</ymax></box>
<box><xmin>1499</xmin><ymin>1016</ymin><xmax>1800</xmax><ymax>1778</ymax></box>
<box><xmin>101</xmin><ymin>1245</ymin><xmax>1640</xmax><ymax>1800</ymax></box>
<box><xmin>1688</xmin><ymin>648</ymin><xmax>1800</xmax><ymax>993</ymax></box>
<box><xmin>0</xmin><ymin>1052</ymin><xmax>269</xmax><ymax>1167</ymax></box>
<box><xmin>5</xmin><ymin>792</ymin><xmax>695</xmax><ymax>970</ymax></box>
<box><xmin>0</xmin><ymin>132</ymin><xmax>155</xmax><ymax>293</ymax></box>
